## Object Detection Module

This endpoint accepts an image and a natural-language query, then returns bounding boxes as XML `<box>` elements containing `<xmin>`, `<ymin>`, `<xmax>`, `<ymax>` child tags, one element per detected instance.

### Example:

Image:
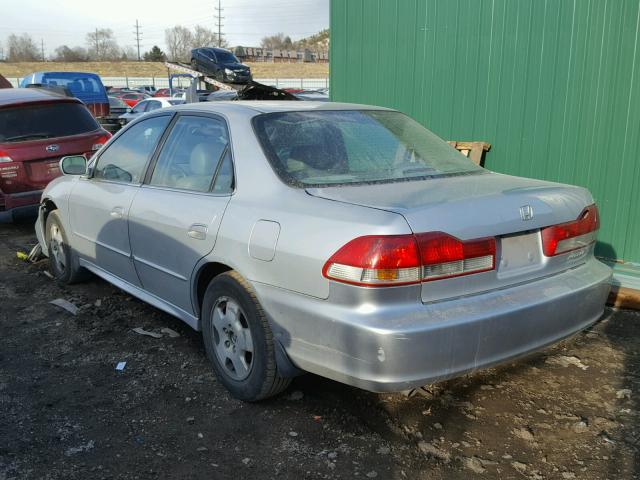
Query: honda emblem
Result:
<box><xmin>520</xmin><ymin>205</ymin><xmax>534</xmax><ymax>221</ymax></box>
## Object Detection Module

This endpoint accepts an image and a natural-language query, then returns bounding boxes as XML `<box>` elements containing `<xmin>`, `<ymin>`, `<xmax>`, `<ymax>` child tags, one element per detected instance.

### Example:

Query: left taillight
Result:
<box><xmin>0</xmin><ymin>150</ymin><xmax>13</xmax><ymax>163</ymax></box>
<box><xmin>92</xmin><ymin>133</ymin><xmax>111</xmax><ymax>151</ymax></box>
<box><xmin>541</xmin><ymin>204</ymin><xmax>599</xmax><ymax>256</ymax></box>
<box><xmin>322</xmin><ymin>232</ymin><xmax>496</xmax><ymax>287</ymax></box>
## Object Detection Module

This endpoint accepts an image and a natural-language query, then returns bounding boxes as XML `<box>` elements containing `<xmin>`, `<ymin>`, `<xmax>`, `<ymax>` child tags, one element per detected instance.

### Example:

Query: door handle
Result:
<box><xmin>187</xmin><ymin>224</ymin><xmax>208</xmax><ymax>240</ymax></box>
<box><xmin>110</xmin><ymin>207</ymin><xmax>124</xmax><ymax>219</ymax></box>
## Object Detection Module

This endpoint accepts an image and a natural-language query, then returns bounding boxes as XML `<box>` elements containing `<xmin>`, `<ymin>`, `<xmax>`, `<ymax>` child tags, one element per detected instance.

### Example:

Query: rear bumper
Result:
<box><xmin>252</xmin><ymin>258</ymin><xmax>612</xmax><ymax>392</ymax></box>
<box><xmin>0</xmin><ymin>190</ymin><xmax>42</xmax><ymax>222</ymax></box>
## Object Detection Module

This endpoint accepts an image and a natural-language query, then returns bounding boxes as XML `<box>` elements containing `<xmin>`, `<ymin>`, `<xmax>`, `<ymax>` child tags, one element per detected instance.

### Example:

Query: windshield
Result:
<box><xmin>253</xmin><ymin>110</ymin><xmax>483</xmax><ymax>187</ymax></box>
<box><xmin>168</xmin><ymin>99</ymin><xmax>185</xmax><ymax>105</ymax></box>
<box><xmin>0</xmin><ymin>102</ymin><xmax>99</xmax><ymax>143</ymax></box>
<box><xmin>213</xmin><ymin>49</ymin><xmax>239</xmax><ymax>64</ymax></box>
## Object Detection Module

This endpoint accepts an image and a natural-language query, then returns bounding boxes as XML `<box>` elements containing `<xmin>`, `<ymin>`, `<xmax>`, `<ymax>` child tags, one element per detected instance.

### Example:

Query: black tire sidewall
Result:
<box><xmin>45</xmin><ymin>211</ymin><xmax>72</xmax><ymax>283</ymax></box>
<box><xmin>201</xmin><ymin>273</ymin><xmax>273</xmax><ymax>401</ymax></box>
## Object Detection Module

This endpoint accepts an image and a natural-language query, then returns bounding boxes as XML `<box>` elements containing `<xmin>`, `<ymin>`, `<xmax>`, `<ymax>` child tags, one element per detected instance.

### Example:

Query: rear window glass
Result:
<box><xmin>0</xmin><ymin>102</ymin><xmax>99</xmax><ymax>143</ymax></box>
<box><xmin>252</xmin><ymin>110</ymin><xmax>482</xmax><ymax>187</ymax></box>
<box><xmin>109</xmin><ymin>97</ymin><xmax>128</xmax><ymax>108</ymax></box>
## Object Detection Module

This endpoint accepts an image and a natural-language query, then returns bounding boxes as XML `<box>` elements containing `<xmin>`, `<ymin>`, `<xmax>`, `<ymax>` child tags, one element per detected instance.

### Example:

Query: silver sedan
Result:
<box><xmin>35</xmin><ymin>102</ymin><xmax>612</xmax><ymax>401</ymax></box>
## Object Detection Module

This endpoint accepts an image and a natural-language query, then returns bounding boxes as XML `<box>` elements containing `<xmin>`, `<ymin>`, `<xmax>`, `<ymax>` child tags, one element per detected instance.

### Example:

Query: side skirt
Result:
<box><xmin>79</xmin><ymin>259</ymin><xmax>200</xmax><ymax>331</ymax></box>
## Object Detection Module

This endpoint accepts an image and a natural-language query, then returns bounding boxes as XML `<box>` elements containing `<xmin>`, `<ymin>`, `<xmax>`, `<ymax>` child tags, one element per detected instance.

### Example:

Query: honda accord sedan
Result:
<box><xmin>35</xmin><ymin>102</ymin><xmax>612</xmax><ymax>401</ymax></box>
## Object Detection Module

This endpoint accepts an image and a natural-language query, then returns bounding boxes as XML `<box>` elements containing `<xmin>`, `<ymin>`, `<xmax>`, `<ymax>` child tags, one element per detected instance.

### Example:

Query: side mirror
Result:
<box><xmin>59</xmin><ymin>155</ymin><xmax>87</xmax><ymax>175</ymax></box>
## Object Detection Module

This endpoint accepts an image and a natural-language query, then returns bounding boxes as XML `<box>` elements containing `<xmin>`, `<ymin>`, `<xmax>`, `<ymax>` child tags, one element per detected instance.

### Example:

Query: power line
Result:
<box><xmin>134</xmin><ymin>20</ymin><xmax>142</xmax><ymax>61</ymax></box>
<box><xmin>214</xmin><ymin>0</ymin><xmax>224</xmax><ymax>47</ymax></box>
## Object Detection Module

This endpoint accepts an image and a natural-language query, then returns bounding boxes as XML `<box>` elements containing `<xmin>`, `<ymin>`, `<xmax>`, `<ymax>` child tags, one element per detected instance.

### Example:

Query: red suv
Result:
<box><xmin>0</xmin><ymin>88</ymin><xmax>111</xmax><ymax>221</ymax></box>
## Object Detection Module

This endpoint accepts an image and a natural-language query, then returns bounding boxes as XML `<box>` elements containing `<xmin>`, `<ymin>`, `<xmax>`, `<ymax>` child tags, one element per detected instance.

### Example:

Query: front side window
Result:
<box><xmin>93</xmin><ymin>116</ymin><xmax>170</xmax><ymax>183</ymax></box>
<box><xmin>253</xmin><ymin>110</ymin><xmax>483</xmax><ymax>187</ymax></box>
<box><xmin>149</xmin><ymin>115</ymin><xmax>230</xmax><ymax>193</ymax></box>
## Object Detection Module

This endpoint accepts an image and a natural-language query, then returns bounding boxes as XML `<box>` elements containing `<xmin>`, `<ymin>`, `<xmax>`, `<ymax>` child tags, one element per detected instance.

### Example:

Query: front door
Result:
<box><xmin>128</xmin><ymin>114</ymin><xmax>234</xmax><ymax>314</ymax></box>
<box><xmin>69</xmin><ymin>115</ymin><xmax>172</xmax><ymax>286</ymax></box>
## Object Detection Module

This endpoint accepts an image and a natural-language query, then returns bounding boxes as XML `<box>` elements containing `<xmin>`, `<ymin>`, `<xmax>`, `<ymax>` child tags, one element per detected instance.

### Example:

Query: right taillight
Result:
<box><xmin>541</xmin><ymin>204</ymin><xmax>599</xmax><ymax>256</ymax></box>
<box><xmin>323</xmin><ymin>232</ymin><xmax>496</xmax><ymax>287</ymax></box>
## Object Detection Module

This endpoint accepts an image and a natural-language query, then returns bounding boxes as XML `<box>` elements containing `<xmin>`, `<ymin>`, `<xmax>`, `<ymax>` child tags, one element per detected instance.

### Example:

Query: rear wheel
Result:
<box><xmin>190</xmin><ymin>58</ymin><xmax>198</xmax><ymax>71</ymax></box>
<box><xmin>201</xmin><ymin>271</ymin><xmax>291</xmax><ymax>401</ymax></box>
<box><xmin>45</xmin><ymin>210</ymin><xmax>88</xmax><ymax>284</ymax></box>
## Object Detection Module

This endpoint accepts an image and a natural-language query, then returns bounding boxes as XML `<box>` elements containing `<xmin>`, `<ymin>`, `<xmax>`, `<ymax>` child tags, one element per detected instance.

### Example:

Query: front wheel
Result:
<box><xmin>45</xmin><ymin>210</ymin><xmax>88</xmax><ymax>284</ymax></box>
<box><xmin>201</xmin><ymin>271</ymin><xmax>291</xmax><ymax>401</ymax></box>
<box><xmin>190</xmin><ymin>58</ymin><xmax>198</xmax><ymax>71</ymax></box>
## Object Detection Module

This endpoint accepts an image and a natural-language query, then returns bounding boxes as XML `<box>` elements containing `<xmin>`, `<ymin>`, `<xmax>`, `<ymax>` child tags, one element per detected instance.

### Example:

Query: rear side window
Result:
<box><xmin>149</xmin><ymin>115</ymin><xmax>230</xmax><ymax>193</ymax></box>
<box><xmin>146</xmin><ymin>100</ymin><xmax>162</xmax><ymax>112</ymax></box>
<box><xmin>0</xmin><ymin>102</ymin><xmax>99</xmax><ymax>143</ymax></box>
<box><xmin>93</xmin><ymin>116</ymin><xmax>170</xmax><ymax>184</ymax></box>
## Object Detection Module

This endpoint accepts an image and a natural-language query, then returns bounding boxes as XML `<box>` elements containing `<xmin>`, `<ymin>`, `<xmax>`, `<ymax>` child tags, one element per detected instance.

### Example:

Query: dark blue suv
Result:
<box><xmin>190</xmin><ymin>48</ymin><xmax>252</xmax><ymax>84</ymax></box>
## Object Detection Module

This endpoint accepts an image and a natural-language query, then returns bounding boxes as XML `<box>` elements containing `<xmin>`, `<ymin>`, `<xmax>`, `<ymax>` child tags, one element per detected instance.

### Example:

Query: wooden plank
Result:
<box><xmin>608</xmin><ymin>286</ymin><xmax>640</xmax><ymax>311</ymax></box>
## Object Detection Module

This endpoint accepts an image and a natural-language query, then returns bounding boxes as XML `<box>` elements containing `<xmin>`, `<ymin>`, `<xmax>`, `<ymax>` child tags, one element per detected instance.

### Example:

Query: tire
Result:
<box><xmin>45</xmin><ymin>210</ymin><xmax>88</xmax><ymax>284</ymax></box>
<box><xmin>190</xmin><ymin>58</ymin><xmax>198</xmax><ymax>71</ymax></box>
<box><xmin>201</xmin><ymin>271</ymin><xmax>291</xmax><ymax>401</ymax></box>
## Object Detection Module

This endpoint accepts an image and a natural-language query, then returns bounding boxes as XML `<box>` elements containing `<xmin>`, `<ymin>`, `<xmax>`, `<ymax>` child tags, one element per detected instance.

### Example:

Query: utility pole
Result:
<box><xmin>40</xmin><ymin>39</ymin><xmax>45</xmax><ymax>62</ymax></box>
<box><xmin>95</xmin><ymin>28</ymin><xmax>100</xmax><ymax>60</ymax></box>
<box><xmin>214</xmin><ymin>0</ymin><xmax>224</xmax><ymax>47</ymax></box>
<box><xmin>134</xmin><ymin>20</ymin><xmax>142</xmax><ymax>61</ymax></box>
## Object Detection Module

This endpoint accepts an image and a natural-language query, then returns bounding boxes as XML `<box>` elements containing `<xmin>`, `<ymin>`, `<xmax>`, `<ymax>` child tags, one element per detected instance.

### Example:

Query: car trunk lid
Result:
<box><xmin>306</xmin><ymin>172</ymin><xmax>597</xmax><ymax>301</ymax></box>
<box><xmin>0</xmin><ymin>131</ymin><xmax>106</xmax><ymax>194</ymax></box>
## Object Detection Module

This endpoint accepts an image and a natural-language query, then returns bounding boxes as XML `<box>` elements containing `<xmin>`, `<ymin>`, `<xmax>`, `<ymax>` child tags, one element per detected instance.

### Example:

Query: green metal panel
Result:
<box><xmin>331</xmin><ymin>0</ymin><xmax>640</xmax><ymax>265</ymax></box>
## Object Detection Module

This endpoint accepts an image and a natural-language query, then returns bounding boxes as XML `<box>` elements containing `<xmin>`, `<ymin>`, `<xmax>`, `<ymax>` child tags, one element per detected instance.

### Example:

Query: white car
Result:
<box><xmin>119</xmin><ymin>97</ymin><xmax>185</xmax><ymax>125</ymax></box>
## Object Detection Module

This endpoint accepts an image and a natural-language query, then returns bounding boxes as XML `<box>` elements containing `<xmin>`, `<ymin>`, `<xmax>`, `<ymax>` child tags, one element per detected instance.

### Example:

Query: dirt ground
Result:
<box><xmin>1</xmin><ymin>220</ymin><xmax>639</xmax><ymax>480</ymax></box>
<box><xmin>0</xmin><ymin>62</ymin><xmax>329</xmax><ymax>79</ymax></box>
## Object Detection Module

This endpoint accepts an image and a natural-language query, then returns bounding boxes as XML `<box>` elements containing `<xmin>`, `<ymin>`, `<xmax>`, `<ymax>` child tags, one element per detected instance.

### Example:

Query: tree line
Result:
<box><xmin>1</xmin><ymin>27</ymin><xmax>328</xmax><ymax>63</ymax></box>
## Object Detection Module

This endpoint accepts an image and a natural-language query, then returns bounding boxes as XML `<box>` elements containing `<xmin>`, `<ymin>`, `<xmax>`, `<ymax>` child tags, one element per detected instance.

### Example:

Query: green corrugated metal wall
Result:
<box><xmin>331</xmin><ymin>0</ymin><xmax>640</xmax><ymax>265</ymax></box>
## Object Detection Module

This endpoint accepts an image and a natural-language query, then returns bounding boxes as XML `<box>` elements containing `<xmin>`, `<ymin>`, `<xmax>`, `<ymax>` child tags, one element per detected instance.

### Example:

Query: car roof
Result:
<box><xmin>166</xmin><ymin>101</ymin><xmax>394</xmax><ymax>117</ymax></box>
<box><xmin>0</xmin><ymin>87</ymin><xmax>77</xmax><ymax>107</ymax></box>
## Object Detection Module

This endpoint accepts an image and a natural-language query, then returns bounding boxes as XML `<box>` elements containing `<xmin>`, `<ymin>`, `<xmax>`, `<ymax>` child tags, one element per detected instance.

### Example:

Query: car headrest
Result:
<box><xmin>190</xmin><ymin>143</ymin><xmax>215</xmax><ymax>176</ymax></box>
<box><xmin>289</xmin><ymin>144</ymin><xmax>344</xmax><ymax>171</ymax></box>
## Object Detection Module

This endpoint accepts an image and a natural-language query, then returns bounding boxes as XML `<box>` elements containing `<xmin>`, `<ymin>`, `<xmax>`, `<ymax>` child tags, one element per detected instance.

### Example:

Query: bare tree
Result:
<box><xmin>164</xmin><ymin>26</ymin><xmax>193</xmax><ymax>62</ymax></box>
<box><xmin>85</xmin><ymin>29</ymin><xmax>120</xmax><ymax>61</ymax></box>
<box><xmin>192</xmin><ymin>25</ymin><xmax>218</xmax><ymax>48</ymax></box>
<box><xmin>120</xmin><ymin>46</ymin><xmax>137</xmax><ymax>61</ymax></box>
<box><xmin>260</xmin><ymin>33</ymin><xmax>293</xmax><ymax>50</ymax></box>
<box><xmin>7</xmin><ymin>33</ymin><xmax>39</xmax><ymax>62</ymax></box>
<box><xmin>54</xmin><ymin>45</ymin><xmax>89</xmax><ymax>62</ymax></box>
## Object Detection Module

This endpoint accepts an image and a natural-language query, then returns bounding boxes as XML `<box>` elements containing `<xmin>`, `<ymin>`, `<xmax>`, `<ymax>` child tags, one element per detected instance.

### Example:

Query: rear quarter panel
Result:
<box><xmin>201</xmin><ymin>109</ymin><xmax>412</xmax><ymax>300</ymax></box>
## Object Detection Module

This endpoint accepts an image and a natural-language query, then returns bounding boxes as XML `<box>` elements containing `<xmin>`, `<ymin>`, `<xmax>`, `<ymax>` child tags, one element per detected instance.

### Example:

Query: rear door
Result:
<box><xmin>128</xmin><ymin>113</ymin><xmax>234</xmax><ymax>314</ymax></box>
<box><xmin>69</xmin><ymin>115</ymin><xmax>172</xmax><ymax>286</ymax></box>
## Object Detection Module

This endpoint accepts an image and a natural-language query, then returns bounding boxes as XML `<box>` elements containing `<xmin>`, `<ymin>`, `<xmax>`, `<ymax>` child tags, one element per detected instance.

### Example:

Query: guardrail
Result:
<box><xmin>7</xmin><ymin>77</ymin><xmax>329</xmax><ymax>90</ymax></box>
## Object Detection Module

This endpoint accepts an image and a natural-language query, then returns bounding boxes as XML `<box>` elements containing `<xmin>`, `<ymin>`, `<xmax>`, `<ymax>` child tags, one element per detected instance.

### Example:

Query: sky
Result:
<box><xmin>0</xmin><ymin>0</ymin><xmax>329</xmax><ymax>57</ymax></box>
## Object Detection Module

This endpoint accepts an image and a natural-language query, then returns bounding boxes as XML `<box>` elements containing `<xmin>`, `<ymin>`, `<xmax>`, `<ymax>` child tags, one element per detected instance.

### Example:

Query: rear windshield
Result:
<box><xmin>253</xmin><ymin>110</ymin><xmax>482</xmax><ymax>187</ymax></box>
<box><xmin>0</xmin><ymin>102</ymin><xmax>99</xmax><ymax>143</ymax></box>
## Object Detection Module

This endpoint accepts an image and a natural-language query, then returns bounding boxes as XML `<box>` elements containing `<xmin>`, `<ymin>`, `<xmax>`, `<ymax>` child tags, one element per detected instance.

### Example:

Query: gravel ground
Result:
<box><xmin>1</xmin><ymin>221</ymin><xmax>639</xmax><ymax>480</ymax></box>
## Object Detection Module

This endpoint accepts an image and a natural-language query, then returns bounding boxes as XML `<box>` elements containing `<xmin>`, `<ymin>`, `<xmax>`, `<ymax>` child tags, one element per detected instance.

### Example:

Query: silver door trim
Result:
<box><xmin>132</xmin><ymin>254</ymin><xmax>189</xmax><ymax>281</ymax></box>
